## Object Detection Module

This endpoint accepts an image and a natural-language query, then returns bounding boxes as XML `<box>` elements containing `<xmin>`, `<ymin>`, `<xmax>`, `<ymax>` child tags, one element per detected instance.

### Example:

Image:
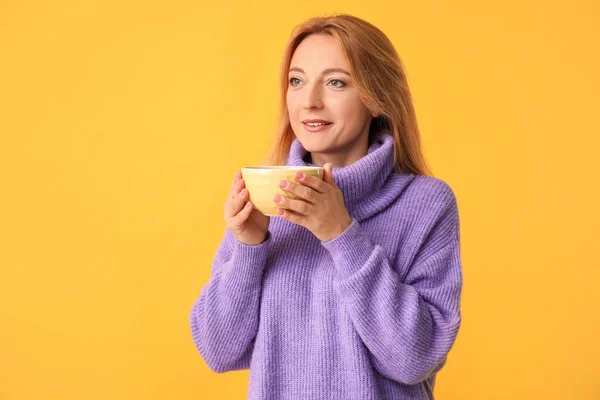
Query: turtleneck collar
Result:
<box><xmin>285</xmin><ymin>133</ymin><xmax>416</xmax><ymax>221</ymax></box>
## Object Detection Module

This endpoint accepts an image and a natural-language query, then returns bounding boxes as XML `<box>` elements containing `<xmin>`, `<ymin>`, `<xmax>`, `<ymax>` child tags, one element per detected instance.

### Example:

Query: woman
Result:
<box><xmin>190</xmin><ymin>14</ymin><xmax>462</xmax><ymax>400</ymax></box>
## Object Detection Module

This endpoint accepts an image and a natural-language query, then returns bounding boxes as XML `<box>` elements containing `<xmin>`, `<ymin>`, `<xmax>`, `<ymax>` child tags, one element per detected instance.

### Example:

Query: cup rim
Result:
<box><xmin>241</xmin><ymin>166</ymin><xmax>323</xmax><ymax>171</ymax></box>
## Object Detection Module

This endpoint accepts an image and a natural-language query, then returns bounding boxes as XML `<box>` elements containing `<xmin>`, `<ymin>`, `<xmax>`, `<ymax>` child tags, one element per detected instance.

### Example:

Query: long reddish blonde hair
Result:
<box><xmin>263</xmin><ymin>14</ymin><xmax>432</xmax><ymax>176</ymax></box>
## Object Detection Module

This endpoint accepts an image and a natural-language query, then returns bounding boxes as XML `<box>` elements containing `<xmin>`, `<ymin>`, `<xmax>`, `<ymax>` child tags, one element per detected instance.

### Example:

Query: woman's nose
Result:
<box><xmin>302</xmin><ymin>84</ymin><xmax>324</xmax><ymax>109</ymax></box>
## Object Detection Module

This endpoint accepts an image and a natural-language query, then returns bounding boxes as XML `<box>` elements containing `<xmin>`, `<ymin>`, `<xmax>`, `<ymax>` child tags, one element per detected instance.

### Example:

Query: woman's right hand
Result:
<box><xmin>224</xmin><ymin>171</ymin><xmax>270</xmax><ymax>246</ymax></box>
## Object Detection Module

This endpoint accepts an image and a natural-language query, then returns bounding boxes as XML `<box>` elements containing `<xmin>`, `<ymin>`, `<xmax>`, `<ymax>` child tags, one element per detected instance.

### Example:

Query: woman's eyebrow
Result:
<box><xmin>288</xmin><ymin>67</ymin><xmax>351</xmax><ymax>76</ymax></box>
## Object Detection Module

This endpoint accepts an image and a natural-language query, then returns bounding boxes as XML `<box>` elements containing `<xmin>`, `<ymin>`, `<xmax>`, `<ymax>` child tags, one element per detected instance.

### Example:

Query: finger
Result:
<box><xmin>230</xmin><ymin>170</ymin><xmax>240</xmax><ymax>191</ymax></box>
<box><xmin>228</xmin><ymin>171</ymin><xmax>240</xmax><ymax>199</ymax></box>
<box><xmin>279</xmin><ymin>180</ymin><xmax>318</xmax><ymax>203</ymax></box>
<box><xmin>274</xmin><ymin>193</ymin><xmax>312</xmax><ymax>216</ymax></box>
<box><xmin>228</xmin><ymin>171</ymin><xmax>245</xmax><ymax>200</ymax></box>
<box><xmin>294</xmin><ymin>171</ymin><xmax>328</xmax><ymax>193</ymax></box>
<box><xmin>229</xmin><ymin>200</ymin><xmax>254</xmax><ymax>227</ymax></box>
<box><xmin>277</xmin><ymin>206</ymin><xmax>306</xmax><ymax>226</ymax></box>
<box><xmin>225</xmin><ymin>187</ymin><xmax>249</xmax><ymax>218</ymax></box>
<box><xmin>322</xmin><ymin>163</ymin><xmax>338</xmax><ymax>187</ymax></box>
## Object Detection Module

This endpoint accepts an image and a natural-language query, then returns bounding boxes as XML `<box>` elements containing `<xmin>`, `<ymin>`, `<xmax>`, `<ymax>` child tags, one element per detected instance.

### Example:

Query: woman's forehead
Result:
<box><xmin>290</xmin><ymin>35</ymin><xmax>350</xmax><ymax>72</ymax></box>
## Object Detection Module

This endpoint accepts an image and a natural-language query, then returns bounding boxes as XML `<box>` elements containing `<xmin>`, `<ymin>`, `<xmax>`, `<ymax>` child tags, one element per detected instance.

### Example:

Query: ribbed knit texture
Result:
<box><xmin>190</xmin><ymin>132</ymin><xmax>462</xmax><ymax>400</ymax></box>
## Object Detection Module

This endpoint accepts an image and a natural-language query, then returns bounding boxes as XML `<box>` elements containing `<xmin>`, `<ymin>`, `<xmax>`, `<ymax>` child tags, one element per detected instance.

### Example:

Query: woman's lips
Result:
<box><xmin>302</xmin><ymin>122</ymin><xmax>333</xmax><ymax>132</ymax></box>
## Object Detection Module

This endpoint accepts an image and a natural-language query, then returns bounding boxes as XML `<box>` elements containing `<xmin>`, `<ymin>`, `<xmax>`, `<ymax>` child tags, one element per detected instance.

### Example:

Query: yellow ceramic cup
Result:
<box><xmin>241</xmin><ymin>166</ymin><xmax>324</xmax><ymax>217</ymax></box>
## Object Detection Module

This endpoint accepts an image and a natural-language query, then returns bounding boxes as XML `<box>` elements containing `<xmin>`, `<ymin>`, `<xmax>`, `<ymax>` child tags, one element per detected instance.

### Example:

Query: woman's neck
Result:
<box><xmin>304</xmin><ymin>134</ymin><xmax>374</xmax><ymax>168</ymax></box>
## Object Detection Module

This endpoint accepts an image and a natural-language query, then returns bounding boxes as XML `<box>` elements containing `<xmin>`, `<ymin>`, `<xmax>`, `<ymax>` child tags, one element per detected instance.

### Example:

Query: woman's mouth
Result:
<box><xmin>302</xmin><ymin>121</ymin><xmax>333</xmax><ymax>132</ymax></box>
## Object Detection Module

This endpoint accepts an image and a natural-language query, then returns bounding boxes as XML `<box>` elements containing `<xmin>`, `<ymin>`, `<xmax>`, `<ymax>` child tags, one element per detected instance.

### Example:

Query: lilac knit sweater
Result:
<box><xmin>190</xmin><ymin>133</ymin><xmax>462</xmax><ymax>399</ymax></box>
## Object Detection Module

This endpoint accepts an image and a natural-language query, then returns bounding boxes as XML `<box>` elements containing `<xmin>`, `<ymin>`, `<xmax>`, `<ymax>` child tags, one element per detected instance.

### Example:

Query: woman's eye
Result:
<box><xmin>329</xmin><ymin>79</ymin><xmax>346</xmax><ymax>88</ymax></box>
<box><xmin>289</xmin><ymin>77</ymin><xmax>301</xmax><ymax>86</ymax></box>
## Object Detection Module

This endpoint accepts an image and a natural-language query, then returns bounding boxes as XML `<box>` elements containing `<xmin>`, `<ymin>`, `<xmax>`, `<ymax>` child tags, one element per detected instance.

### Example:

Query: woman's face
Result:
<box><xmin>286</xmin><ymin>34</ymin><xmax>377</xmax><ymax>166</ymax></box>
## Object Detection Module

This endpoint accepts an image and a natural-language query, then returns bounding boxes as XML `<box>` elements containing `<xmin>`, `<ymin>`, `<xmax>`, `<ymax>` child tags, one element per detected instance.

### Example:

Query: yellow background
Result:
<box><xmin>1</xmin><ymin>0</ymin><xmax>599</xmax><ymax>399</ymax></box>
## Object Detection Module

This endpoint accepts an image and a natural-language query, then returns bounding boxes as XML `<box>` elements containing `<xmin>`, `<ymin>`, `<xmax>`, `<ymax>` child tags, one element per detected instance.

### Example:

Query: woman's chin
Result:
<box><xmin>295</xmin><ymin>133</ymin><xmax>332</xmax><ymax>152</ymax></box>
<box><xmin>298</xmin><ymin>140</ymin><xmax>329</xmax><ymax>154</ymax></box>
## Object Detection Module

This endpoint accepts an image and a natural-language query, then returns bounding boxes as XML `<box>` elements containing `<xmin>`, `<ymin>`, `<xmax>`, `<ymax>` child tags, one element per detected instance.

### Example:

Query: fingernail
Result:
<box><xmin>279</xmin><ymin>180</ymin><xmax>288</xmax><ymax>188</ymax></box>
<box><xmin>295</xmin><ymin>172</ymin><xmax>304</xmax><ymax>179</ymax></box>
<box><xmin>273</xmin><ymin>194</ymin><xmax>282</xmax><ymax>202</ymax></box>
<box><xmin>241</xmin><ymin>188</ymin><xmax>247</xmax><ymax>195</ymax></box>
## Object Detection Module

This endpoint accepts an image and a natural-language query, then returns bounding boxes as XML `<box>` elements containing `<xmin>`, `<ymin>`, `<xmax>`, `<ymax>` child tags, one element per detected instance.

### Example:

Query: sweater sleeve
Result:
<box><xmin>189</xmin><ymin>228</ymin><xmax>271</xmax><ymax>373</ymax></box>
<box><xmin>321</xmin><ymin>188</ymin><xmax>462</xmax><ymax>385</ymax></box>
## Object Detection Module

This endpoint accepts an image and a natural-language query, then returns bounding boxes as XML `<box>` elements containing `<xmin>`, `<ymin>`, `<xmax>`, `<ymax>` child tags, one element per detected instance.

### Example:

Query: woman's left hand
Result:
<box><xmin>273</xmin><ymin>163</ymin><xmax>352</xmax><ymax>242</ymax></box>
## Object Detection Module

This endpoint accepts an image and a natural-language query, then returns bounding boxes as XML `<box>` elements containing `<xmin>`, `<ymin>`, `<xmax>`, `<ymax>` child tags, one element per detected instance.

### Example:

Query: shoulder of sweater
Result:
<box><xmin>400</xmin><ymin>174</ymin><xmax>457</xmax><ymax>206</ymax></box>
<box><xmin>380</xmin><ymin>174</ymin><xmax>459</xmax><ymax>229</ymax></box>
<box><xmin>392</xmin><ymin>175</ymin><xmax>460</xmax><ymax>248</ymax></box>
